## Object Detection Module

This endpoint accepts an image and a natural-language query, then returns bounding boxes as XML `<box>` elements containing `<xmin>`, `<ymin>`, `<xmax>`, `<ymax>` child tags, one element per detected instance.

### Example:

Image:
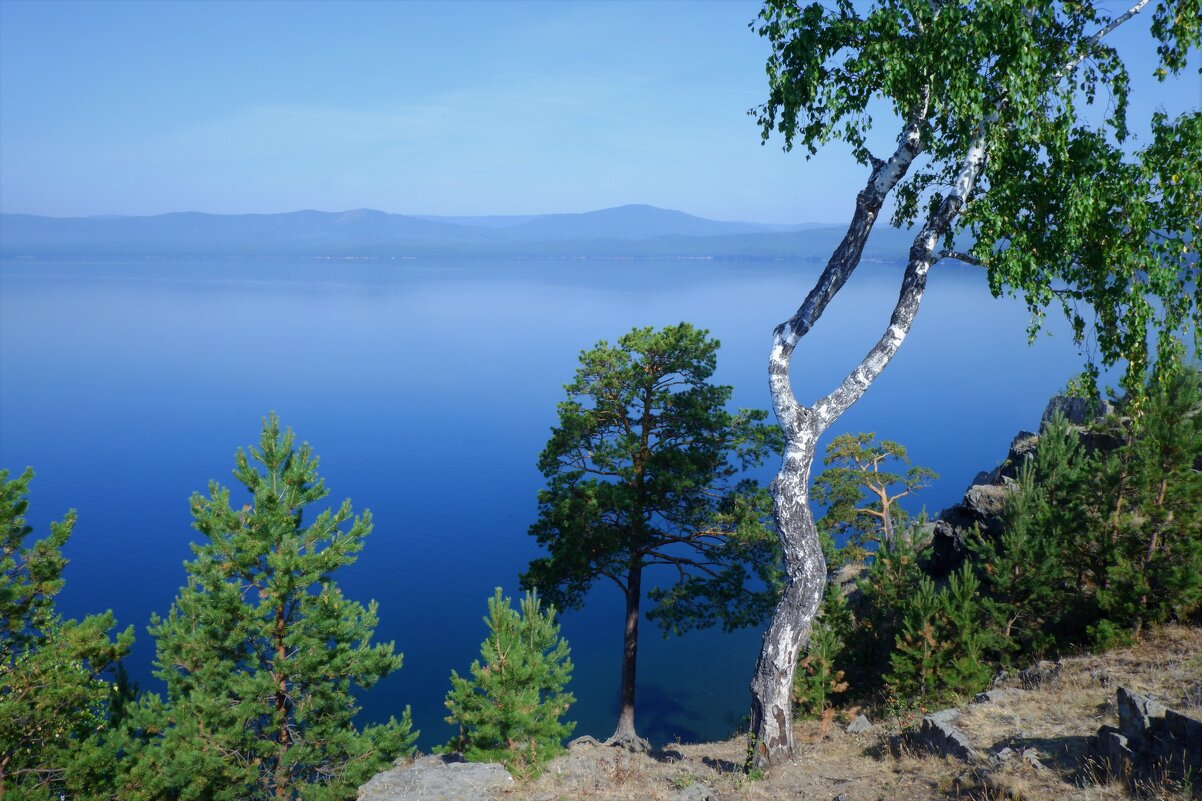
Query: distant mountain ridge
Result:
<box><xmin>0</xmin><ymin>204</ymin><xmax>913</xmax><ymax>261</ymax></box>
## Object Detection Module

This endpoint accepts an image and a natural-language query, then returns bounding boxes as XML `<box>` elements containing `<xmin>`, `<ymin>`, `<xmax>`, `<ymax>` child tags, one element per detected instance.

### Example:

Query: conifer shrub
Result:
<box><xmin>1093</xmin><ymin>370</ymin><xmax>1202</xmax><ymax>638</ymax></box>
<box><xmin>967</xmin><ymin>465</ymin><xmax>1071</xmax><ymax>660</ymax></box>
<box><xmin>792</xmin><ymin>588</ymin><xmax>851</xmax><ymax>717</ymax></box>
<box><xmin>971</xmin><ymin>369</ymin><xmax>1202</xmax><ymax>653</ymax></box>
<box><xmin>126</xmin><ymin>416</ymin><xmax>416</xmax><ymax>801</ymax></box>
<box><xmin>793</xmin><ymin>367</ymin><xmax>1202</xmax><ymax>718</ymax></box>
<box><xmin>444</xmin><ymin>588</ymin><xmax>575</xmax><ymax>779</ymax></box>
<box><xmin>884</xmin><ymin>564</ymin><xmax>995</xmax><ymax>706</ymax></box>
<box><xmin>0</xmin><ymin>468</ymin><xmax>134</xmax><ymax>801</ymax></box>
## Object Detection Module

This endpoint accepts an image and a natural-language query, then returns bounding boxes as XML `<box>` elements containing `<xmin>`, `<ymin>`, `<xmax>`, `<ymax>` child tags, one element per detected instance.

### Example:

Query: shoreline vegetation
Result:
<box><xmin>369</xmin><ymin>625</ymin><xmax>1202</xmax><ymax>801</ymax></box>
<box><xmin>3</xmin><ymin>368</ymin><xmax>1198</xmax><ymax>800</ymax></box>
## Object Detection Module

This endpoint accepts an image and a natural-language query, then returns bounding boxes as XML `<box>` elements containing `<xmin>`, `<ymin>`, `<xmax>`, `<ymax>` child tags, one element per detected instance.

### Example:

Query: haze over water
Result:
<box><xmin>0</xmin><ymin>256</ymin><xmax>1093</xmax><ymax>747</ymax></box>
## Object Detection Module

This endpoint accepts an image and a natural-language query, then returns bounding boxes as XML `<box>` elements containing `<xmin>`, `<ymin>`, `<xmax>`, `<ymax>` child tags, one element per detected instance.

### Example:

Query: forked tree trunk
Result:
<box><xmin>748</xmin><ymin>96</ymin><xmax>991</xmax><ymax>769</ymax></box>
<box><xmin>609</xmin><ymin>562</ymin><xmax>647</xmax><ymax>749</ymax></box>
<box><xmin>746</xmin><ymin>2</ymin><xmax>1148</xmax><ymax>770</ymax></box>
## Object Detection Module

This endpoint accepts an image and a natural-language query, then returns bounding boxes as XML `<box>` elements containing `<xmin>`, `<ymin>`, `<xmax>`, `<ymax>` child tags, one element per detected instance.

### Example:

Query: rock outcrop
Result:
<box><xmin>846</xmin><ymin>713</ymin><xmax>874</xmax><ymax>734</ymax></box>
<box><xmin>927</xmin><ymin>430</ymin><xmax>1035</xmax><ymax>576</ymax></box>
<box><xmin>928</xmin><ymin>393</ymin><xmax>1115</xmax><ymax>576</ymax></box>
<box><xmin>912</xmin><ymin>709</ymin><xmax>979</xmax><ymax>762</ymax></box>
<box><xmin>357</xmin><ymin>755</ymin><xmax>513</xmax><ymax>801</ymax></box>
<box><xmin>1093</xmin><ymin>687</ymin><xmax>1202</xmax><ymax>786</ymax></box>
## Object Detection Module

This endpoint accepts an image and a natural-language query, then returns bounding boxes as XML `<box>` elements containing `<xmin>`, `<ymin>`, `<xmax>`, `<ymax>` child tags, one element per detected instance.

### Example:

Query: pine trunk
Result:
<box><xmin>274</xmin><ymin>602</ymin><xmax>292</xmax><ymax>798</ymax></box>
<box><xmin>610</xmin><ymin>563</ymin><xmax>643</xmax><ymax>747</ymax></box>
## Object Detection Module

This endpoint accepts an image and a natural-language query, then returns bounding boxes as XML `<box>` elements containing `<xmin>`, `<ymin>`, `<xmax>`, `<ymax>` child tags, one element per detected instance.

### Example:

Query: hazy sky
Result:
<box><xmin>1</xmin><ymin>0</ymin><xmax>1198</xmax><ymax>223</ymax></box>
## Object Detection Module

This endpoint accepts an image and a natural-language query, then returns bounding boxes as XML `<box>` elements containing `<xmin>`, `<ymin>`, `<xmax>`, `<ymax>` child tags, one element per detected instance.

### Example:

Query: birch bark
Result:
<box><xmin>747</xmin><ymin>0</ymin><xmax>1161</xmax><ymax>769</ymax></box>
<box><xmin>748</xmin><ymin>108</ymin><xmax>996</xmax><ymax>769</ymax></box>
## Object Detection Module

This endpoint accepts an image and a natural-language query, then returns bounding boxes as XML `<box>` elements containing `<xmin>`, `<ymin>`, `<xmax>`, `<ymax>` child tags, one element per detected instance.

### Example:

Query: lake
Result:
<box><xmin>0</xmin><ymin>257</ymin><xmax>1091</xmax><ymax>748</ymax></box>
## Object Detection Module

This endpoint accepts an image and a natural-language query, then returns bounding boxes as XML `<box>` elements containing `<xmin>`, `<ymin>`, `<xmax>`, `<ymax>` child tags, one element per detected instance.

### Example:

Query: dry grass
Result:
<box><xmin>951</xmin><ymin>625</ymin><xmax>1202</xmax><ymax>801</ymax></box>
<box><xmin>502</xmin><ymin>721</ymin><xmax>956</xmax><ymax>801</ymax></box>
<box><xmin>498</xmin><ymin>625</ymin><xmax>1202</xmax><ymax>801</ymax></box>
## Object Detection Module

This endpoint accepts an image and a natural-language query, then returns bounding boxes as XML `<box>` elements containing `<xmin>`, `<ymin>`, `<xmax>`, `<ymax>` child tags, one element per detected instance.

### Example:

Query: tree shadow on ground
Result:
<box><xmin>984</xmin><ymin>732</ymin><xmax>1093</xmax><ymax>775</ymax></box>
<box><xmin>698</xmin><ymin>754</ymin><xmax>743</xmax><ymax>774</ymax></box>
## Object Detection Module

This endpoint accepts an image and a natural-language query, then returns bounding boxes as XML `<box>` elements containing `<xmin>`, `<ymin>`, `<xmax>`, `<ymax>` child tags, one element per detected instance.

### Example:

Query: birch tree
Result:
<box><xmin>747</xmin><ymin>0</ymin><xmax>1201</xmax><ymax>767</ymax></box>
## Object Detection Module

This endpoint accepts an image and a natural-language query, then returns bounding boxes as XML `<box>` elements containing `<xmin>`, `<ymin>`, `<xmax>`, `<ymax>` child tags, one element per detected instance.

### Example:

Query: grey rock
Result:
<box><xmin>1021</xmin><ymin>748</ymin><xmax>1046</xmax><ymax>770</ymax></box>
<box><xmin>1166</xmin><ymin>709</ymin><xmax>1202</xmax><ymax>752</ymax></box>
<box><xmin>926</xmin><ymin>709</ymin><xmax>960</xmax><ymax>726</ymax></box>
<box><xmin>1018</xmin><ymin>660</ymin><xmax>1060</xmax><ymax>690</ymax></box>
<box><xmin>963</xmin><ymin>483</ymin><xmax>1011</xmax><ymax>521</ymax></box>
<box><xmin>1162</xmin><ymin>709</ymin><xmax>1202</xmax><ymax>772</ymax></box>
<box><xmin>358</xmin><ymin>755</ymin><xmax>513</xmax><ymax>801</ymax></box>
<box><xmin>1000</xmin><ymin>432</ymin><xmax>1040</xmax><ymax>480</ymax></box>
<box><xmin>846</xmin><ymin>713</ymin><xmax>874</xmax><ymax>734</ymax></box>
<box><xmin>1041</xmin><ymin>395</ymin><xmax>1113</xmax><ymax>428</ymax></box>
<box><xmin>973</xmin><ymin>688</ymin><xmax>1024</xmax><ymax>705</ymax></box>
<box><xmin>987</xmin><ymin>746</ymin><xmax>1015</xmax><ymax>768</ymax></box>
<box><xmin>673</xmin><ymin>783</ymin><xmax>717</xmax><ymax>801</ymax></box>
<box><xmin>606</xmin><ymin>732</ymin><xmax>652</xmax><ymax>753</ymax></box>
<box><xmin>929</xmin><ymin>516</ymin><xmax>970</xmax><ymax>576</ymax></box>
<box><xmin>1096</xmin><ymin>725</ymin><xmax>1135</xmax><ymax>777</ymax></box>
<box><xmin>1093</xmin><ymin>688</ymin><xmax>1202</xmax><ymax>785</ymax></box>
<box><xmin>969</xmin><ymin>432</ymin><xmax>1038</xmax><ymax>489</ymax></box>
<box><xmin>833</xmin><ymin>561</ymin><xmax>868</xmax><ymax>600</ymax></box>
<box><xmin>1116</xmin><ymin>687</ymin><xmax>1166</xmax><ymax>749</ymax></box>
<box><xmin>915</xmin><ymin>709</ymin><xmax>979</xmax><ymax>762</ymax></box>
<box><xmin>567</xmin><ymin>735</ymin><xmax>606</xmax><ymax>748</ymax></box>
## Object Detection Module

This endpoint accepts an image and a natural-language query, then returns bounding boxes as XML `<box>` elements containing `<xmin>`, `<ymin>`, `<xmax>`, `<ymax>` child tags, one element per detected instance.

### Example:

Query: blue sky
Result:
<box><xmin>0</xmin><ymin>0</ymin><xmax>1197</xmax><ymax>223</ymax></box>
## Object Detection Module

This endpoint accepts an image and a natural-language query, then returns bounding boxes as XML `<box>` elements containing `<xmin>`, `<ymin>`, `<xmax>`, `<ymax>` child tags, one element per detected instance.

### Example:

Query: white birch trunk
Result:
<box><xmin>747</xmin><ymin>0</ymin><xmax>1149</xmax><ymax>769</ymax></box>
<box><xmin>748</xmin><ymin>98</ymin><xmax>996</xmax><ymax>769</ymax></box>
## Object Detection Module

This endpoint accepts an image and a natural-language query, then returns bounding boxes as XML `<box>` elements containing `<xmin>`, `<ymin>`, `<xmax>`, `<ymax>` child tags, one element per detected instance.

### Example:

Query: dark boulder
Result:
<box><xmin>1093</xmin><ymin>687</ymin><xmax>1202</xmax><ymax>786</ymax></box>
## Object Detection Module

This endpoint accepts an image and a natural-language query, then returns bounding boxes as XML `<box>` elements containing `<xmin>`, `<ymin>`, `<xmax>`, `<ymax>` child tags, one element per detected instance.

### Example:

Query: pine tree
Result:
<box><xmin>884</xmin><ymin>564</ymin><xmax>993</xmax><ymax>707</ymax></box>
<box><xmin>938</xmin><ymin>566</ymin><xmax>994</xmax><ymax>696</ymax></box>
<box><xmin>842</xmin><ymin>530</ymin><xmax>924</xmax><ymax>692</ymax></box>
<box><xmin>522</xmin><ymin>323</ymin><xmax>780</xmax><ymax>747</ymax></box>
<box><xmin>974</xmin><ymin>372</ymin><xmax>1202</xmax><ymax>653</ymax></box>
<box><xmin>883</xmin><ymin>576</ymin><xmax>943</xmax><ymax>704</ymax></box>
<box><xmin>0</xmin><ymin>468</ymin><xmax>133</xmax><ymax>800</ymax></box>
<box><xmin>128</xmin><ymin>416</ymin><xmax>415</xmax><ymax>801</ymax></box>
<box><xmin>968</xmin><ymin>460</ymin><xmax>1076</xmax><ymax>659</ymax></box>
<box><xmin>444</xmin><ymin>588</ymin><xmax>574</xmax><ymax>779</ymax></box>
<box><xmin>792</xmin><ymin>587</ymin><xmax>851</xmax><ymax>717</ymax></box>
<box><xmin>811</xmin><ymin>433</ymin><xmax>937</xmax><ymax>557</ymax></box>
<box><xmin>1095</xmin><ymin>370</ymin><xmax>1202</xmax><ymax>639</ymax></box>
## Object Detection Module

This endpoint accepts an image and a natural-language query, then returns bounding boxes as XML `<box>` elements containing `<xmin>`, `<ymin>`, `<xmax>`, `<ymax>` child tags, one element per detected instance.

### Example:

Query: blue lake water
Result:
<box><xmin>0</xmin><ymin>257</ymin><xmax>1091</xmax><ymax>748</ymax></box>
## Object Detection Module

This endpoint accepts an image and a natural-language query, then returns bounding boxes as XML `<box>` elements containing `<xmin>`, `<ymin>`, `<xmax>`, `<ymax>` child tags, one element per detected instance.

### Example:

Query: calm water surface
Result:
<box><xmin>0</xmin><ymin>257</ymin><xmax>1088</xmax><ymax>747</ymax></box>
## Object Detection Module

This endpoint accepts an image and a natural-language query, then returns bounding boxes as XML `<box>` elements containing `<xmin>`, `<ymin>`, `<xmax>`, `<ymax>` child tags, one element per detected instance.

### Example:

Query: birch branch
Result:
<box><xmin>812</xmin><ymin>124</ymin><xmax>990</xmax><ymax>427</ymax></box>
<box><xmin>1057</xmin><ymin>0</ymin><xmax>1151</xmax><ymax>78</ymax></box>
<box><xmin>769</xmin><ymin>87</ymin><xmax>930</xmax><ymax>440</ymax></box>
<box><xmin>936</xmin><ymin>249</ymin><xmax>985</xmax><ymax>266</ymax></box>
